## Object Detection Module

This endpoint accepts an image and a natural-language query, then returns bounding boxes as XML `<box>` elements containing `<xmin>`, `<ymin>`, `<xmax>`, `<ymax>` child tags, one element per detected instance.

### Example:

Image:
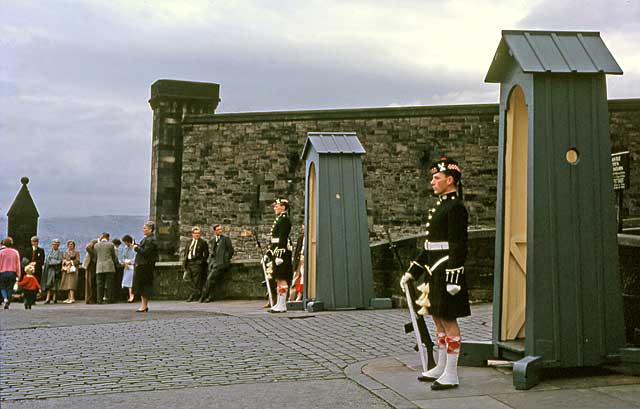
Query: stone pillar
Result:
<box><xmin>149</xmin><ymin>80</ymin><xmax>220</xmax><ymax>260</ymax></box>
<box><xmin>7</xmin><ymin>177</ymin><xmax>39</xmax><ymax>257</ymax></box>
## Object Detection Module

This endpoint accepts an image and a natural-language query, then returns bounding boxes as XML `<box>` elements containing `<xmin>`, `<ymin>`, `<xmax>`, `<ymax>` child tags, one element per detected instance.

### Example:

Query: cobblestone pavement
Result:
<box><xmin>0</xmin><ymin>301</ymin><xmax>492</xmax><ymax>403</ymax></box>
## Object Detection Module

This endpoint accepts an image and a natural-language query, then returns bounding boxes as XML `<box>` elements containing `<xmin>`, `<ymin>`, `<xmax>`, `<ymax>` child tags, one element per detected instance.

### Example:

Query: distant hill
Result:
<box><xmin>0</xmin><ymin>215</ymin><xmax>147</xmax><ymax>258</ymax></box>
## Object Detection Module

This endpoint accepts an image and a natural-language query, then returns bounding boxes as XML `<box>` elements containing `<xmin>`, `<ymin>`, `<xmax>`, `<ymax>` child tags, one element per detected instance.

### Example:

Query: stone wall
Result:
<box><xmin>153</xmin><ymin>260</ymin><xmax>266</xmax><ymax>301</ymax></box>
<box><xmin>610</xmin><ymin>99</ymin><xmax>640</xmax><ymax>221</ymax></box>
<box><xmin>148</xmin><ymin>231</ymin><xmax>496</xmax><ymax>303</ymax></box>
<box><xmin>174</xmin><ymin>99</ymin><xmax>640</xmax><ymax>259</ymax></box>
<box><xmin>179</xmin><ymin>104</ymin><xmax>500</xmax><ymax>258</ymax></box>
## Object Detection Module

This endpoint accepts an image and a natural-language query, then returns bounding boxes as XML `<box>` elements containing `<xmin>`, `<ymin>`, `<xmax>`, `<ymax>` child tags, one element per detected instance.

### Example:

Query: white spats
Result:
<box><xmin>419</xmin><ymin>332</ymin><xmax>446</xmax><ymax>381</ymax></box>
<box><xmin>431</xmin><ymin>335</ymin><xmax>461</xmax><ymax>390</ymax></box>
<box><xmin>269</xmin><ymin>285</ymin><xmax>288</xmax><ymax>313</ymax></box>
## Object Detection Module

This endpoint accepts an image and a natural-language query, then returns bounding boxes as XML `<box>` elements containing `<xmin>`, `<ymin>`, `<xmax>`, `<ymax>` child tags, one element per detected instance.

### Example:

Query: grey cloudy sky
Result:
<box><xmin>1</xmin><ymin>0</ymin><xmax>639</xmax><ymax>217</ymax></box>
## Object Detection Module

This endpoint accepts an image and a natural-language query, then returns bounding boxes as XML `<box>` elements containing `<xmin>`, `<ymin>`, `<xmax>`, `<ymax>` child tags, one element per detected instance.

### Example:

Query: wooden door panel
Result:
<box><xmin>501</xmin><ymin>86</ymin><xmax>528</xmax><ymax>341</ymax></box>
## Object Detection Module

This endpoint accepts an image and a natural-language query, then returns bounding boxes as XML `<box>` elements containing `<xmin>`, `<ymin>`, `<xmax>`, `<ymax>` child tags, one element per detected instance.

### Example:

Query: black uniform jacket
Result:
<box><xmin>268</xmin><ymin>212</ymin><xmax>293</xmax><ymax>282</ymax></box>
<box><xmin>409</xmin><ymin>192</ymin><xmax>470</xmax><ymax>319</ymax></box>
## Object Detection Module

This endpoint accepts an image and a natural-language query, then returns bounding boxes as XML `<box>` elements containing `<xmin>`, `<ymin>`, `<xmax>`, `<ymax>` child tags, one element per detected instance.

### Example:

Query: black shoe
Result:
<box><xmin>187</xmin><ymin>295</ymin><xmax>195</xmax><ymax>302</ymax></box>
<box><xmin>203</xmin><ymin>298</ymin><xmax>213</xmax><ymax>303</ymax></box>
<box><xmin>418</xmin><ymin>374</ymin><xmax>438</xmax><ymax>382</ymax></box>
<box><xmin>199</xmin><ymin>296</ymin><xmax>206</xmax><ymax>303</ymax></box>
<box><xmin>25</xmin><ymin>304</ymin><xmax>28</xmax><ymax>310</ymax></box>
<box><xmin>3</xmin><ymin>304</ymin><xmax>8</xmax><ymax>310</ymax></box>
<box><xmin>430</xmin><ymin>381</ymin><xmax>459</xmax><ymax>391</ymax></box>
<box><xmin>44</xmin><ymin>300</ymin><xmax>51</xmax><ymax>304</ymax></box>
<box><xmin>53</xmin><ymin>300</ymin><xmax>57</xmax><ymax>304</ymax></box>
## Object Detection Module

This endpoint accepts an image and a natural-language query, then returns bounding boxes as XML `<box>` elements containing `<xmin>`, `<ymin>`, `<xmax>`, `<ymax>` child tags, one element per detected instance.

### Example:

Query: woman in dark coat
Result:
<box><xmin>132</xmin><ymin>222</ymin><xmax>158</xmax><ymax>312</ymax></box>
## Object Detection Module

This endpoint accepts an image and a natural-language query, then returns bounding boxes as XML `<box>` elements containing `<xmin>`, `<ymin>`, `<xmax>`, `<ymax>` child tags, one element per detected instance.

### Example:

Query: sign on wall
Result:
<box><xmin>612</xmin><ymin>151</ymin><xmax>630</xmax><ymax>191</ymax></box>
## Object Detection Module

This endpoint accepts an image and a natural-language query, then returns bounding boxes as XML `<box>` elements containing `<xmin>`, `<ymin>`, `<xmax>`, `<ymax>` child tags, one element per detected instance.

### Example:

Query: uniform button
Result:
<box><xmin>426</xmin><ymin>223</ymin><xmax>430</xmax><ymax>227</ymax></box>
<box><xmin>428</xmin><ymin>215</ymin><xmax>432</xmax><ymax>220</ymax></box>
<box><xmin>426</xmin><ymin>231</ymin><xmax>430</xmax><ymax>235</ymax></box>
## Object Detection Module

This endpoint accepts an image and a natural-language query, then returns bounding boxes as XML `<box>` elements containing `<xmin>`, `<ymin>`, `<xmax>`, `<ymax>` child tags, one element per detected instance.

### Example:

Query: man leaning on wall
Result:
<box><xmin>182</xmin><ymin>226</ymin><xmax>209</xmax><ymax>302</ymax></box>
<box><xmin>201</xmin><ymin>224</ymin><xmax>234</xmax><ymax>303</ymax></box>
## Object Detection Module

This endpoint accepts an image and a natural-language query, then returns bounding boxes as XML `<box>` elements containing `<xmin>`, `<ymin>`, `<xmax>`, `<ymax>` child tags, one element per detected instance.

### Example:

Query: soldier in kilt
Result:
<box><xmin>401</xmin><ymin>157</ymin><xmax>469</xmax><ymax>390</ymax></box>
<box><xmin>265</xmin><ymin>198</ymin><xmax>293</xmax><ymax>313</ymax></box>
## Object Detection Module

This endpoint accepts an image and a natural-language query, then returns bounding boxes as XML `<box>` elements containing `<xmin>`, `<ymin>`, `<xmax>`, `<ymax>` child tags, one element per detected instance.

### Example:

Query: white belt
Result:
<box><xmin>425</xmin><ymin>241</ymin><xmax>449</xmax><ymax>251</ymax></box>
<box><xmin>271</xmin><ymin>238</ymin><xmax>280</xmax><ymax>244</ymax></box>
<box><xmin>426</xmin><ymin>256</ymin><xmax>449</xmax><ymax>275</ymax></box>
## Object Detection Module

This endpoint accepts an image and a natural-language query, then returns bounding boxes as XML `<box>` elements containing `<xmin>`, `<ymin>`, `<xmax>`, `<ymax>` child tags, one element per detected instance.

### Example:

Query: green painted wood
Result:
<box><xmin>302</xmin><ymin>134</ymin><xmax>375</xmax><ymax>310</ymax></box>
<box><xmin>530</xmin><ymin>73</ymin><xmax>623</xmax><ymax>367</ymax></box>
<box><xmin>490</xmin><ymin>31</ymin><xmax>624</xmax><ymax>371</ymax></box>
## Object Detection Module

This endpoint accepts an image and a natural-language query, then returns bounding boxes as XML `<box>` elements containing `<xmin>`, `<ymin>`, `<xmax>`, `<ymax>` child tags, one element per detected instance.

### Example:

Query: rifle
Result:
<box><xmin>252</xmin><ymin>227</ymin><xmax>274</xmax><ymax>308</ymax></box>
<box><xmin>383</xmin><ymin>227</ymin><xmax>436</xmax><ymax>372</ymax></box>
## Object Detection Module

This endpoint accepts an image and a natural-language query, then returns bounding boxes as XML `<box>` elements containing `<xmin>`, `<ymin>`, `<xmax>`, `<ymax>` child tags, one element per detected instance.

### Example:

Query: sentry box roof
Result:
<box><xmin>301</xmin><ymin>132</ymin><xmax>366</xmax><ymax>160</ymax></box>
<box><xmin>485</xmin><ymin>30</ymin><xmax>623</xmax><ymax>83</ymax></box>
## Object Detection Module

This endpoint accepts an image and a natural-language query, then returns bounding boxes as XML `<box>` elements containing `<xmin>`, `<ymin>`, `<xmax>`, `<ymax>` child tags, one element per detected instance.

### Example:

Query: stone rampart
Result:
<box><xmin>173</xmin><ymin>99</ymin><xmax>639</xmax><ymax>260</ymax></box>
<box><xmin>179</xmin><ymin>104</ymin><xmax>501</xmax><ymax>259</ymax></box>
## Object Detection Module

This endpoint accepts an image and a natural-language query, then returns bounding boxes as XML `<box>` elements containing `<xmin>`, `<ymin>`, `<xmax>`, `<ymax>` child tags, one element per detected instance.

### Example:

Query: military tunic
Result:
<box><xmin>409</xmin><ymin>192</ymin><xmax>470</xmax><ymax>319</ymax></box>
<box><xmin>268</xmin><ymin>212</ymin><xmax>293</xmax><ymax>282</ymax></box>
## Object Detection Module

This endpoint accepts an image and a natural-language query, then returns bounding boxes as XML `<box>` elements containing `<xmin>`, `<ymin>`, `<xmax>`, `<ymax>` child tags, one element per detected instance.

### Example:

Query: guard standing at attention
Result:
<box><xmin>265</xmin><ymin>198</ymin><xmax>293</xmax><ymax>313</ymax></box>
<box><xmin>400</xmin><ymin>157</ymin><xmax>469</xmax><ymax>390</ymax></box>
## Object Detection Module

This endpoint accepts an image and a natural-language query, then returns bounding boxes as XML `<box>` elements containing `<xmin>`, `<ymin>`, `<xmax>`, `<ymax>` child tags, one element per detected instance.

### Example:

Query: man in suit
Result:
<box><xmin>29</xmin><ymin>236</ymin><xmax>45</xmax><ymax>289</ymax></box>
<box><xmin>183</xmin><ymin>226</ymin><xmax>209</xmax><ymax>302</ymax></box>
<box><xmin>201</xmin><ymin>224</ymin><xmax>234</xmax><ymax>303</ymax></box>
<box><xmin>94</xmin><ymin>232</ymin><xmax>118</xmax><ymax>304</ymax></box>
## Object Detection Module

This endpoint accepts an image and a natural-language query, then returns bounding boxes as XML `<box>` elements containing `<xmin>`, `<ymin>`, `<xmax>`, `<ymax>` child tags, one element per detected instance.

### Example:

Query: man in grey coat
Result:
<box><xmin>94</xmin><ymin>232</ymin><xmax>118</xmax><ymax>304</ymax></box>
<box><xmin>201</xmin><ymin>224</ymin><xmax>234</xmax><ymax>302</ymax></box>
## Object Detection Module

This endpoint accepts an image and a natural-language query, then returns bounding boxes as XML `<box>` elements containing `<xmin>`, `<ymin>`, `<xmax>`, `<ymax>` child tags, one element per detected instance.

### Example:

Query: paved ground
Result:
<box><xmin>0</xmin><ymin>300</ymin><xmax>637</xmax><ymax>408</ymax></box>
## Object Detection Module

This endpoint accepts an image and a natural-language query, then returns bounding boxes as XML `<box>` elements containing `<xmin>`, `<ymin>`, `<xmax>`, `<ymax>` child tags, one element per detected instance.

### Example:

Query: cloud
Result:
<box><xmin>1</xmin><ymin>0</ymin><xmax>638</xmax><ymax>217</ymax></box>
<box><xmin>518</xmin><ymin>0</ymin><xmax>640</xmax><ymax>32</ymax></box>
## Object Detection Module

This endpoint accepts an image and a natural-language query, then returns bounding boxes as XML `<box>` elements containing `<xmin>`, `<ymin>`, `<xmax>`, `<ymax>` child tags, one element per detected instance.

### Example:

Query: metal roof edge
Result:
<box><xmin>501</xmin><ymin>29</ymin><xmax>601</xmax><ymax>36</ymax></box>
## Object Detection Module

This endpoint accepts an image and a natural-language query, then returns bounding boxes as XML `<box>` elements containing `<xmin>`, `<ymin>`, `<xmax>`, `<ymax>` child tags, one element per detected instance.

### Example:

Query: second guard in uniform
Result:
<box><xmin>265</xmin><ymin>198</ymin><xmax>293</xmax><ymax>313</ymax></box>
<box><xmin>401</xmin><ymin>157</ymin><xmax>470</xmax><ymax>390</ymax></box>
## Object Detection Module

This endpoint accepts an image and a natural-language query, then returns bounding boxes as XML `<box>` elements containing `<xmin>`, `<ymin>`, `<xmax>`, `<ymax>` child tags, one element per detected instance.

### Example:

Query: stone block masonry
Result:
<box><xmin>179</xmin><ymin>105</ymin><xmax>501</xmax><ymax>259</ymax></box>
<box><xmin>176</xmin><ymin>100</ymin><xmax>640</xmax><ymax>260</ymax></box>
<box><xmin>147</xmin><ymin>79</ymin><xmax>640</xmax><ymax>261</ymax></box>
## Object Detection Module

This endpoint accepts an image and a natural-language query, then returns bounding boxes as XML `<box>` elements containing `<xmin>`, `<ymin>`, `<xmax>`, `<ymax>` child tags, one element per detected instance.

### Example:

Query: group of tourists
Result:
<box><xmin>0</xmin><ymin>222</ymin><xmax>158</xmax><ymax>313</ymax></box>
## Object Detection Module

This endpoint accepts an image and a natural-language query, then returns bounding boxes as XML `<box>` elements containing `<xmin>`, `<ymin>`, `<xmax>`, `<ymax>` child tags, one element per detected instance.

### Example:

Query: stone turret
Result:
<box><xmin>7</xmin><ymin>177</ymin><xmax>39</xmax><ymax>257</ymax></box>
<box><xmin>148</xmin><ymin>79</ymin><xmax>220</xmax><ymax>260</ymax></box>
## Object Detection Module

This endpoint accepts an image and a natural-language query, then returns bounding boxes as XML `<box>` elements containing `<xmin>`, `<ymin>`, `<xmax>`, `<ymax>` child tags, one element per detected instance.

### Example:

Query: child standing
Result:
<box><xmin>18</xmin><ymin>264</ymin><xmax>41</xmax><ymax>310</ymax></box>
